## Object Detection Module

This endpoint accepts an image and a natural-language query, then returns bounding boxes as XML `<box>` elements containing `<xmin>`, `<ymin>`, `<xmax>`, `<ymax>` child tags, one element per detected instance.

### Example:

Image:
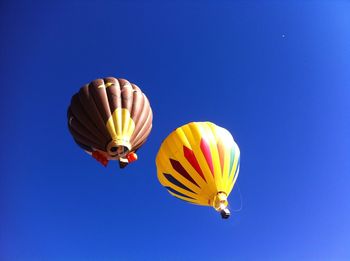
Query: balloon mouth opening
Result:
<box><xmin>107</xmin><ymin>140</ymin><xmax>131</xmax><ymax>158</ymax></box>
<box><xmin>212</xmin><ymin>191</ymin><xmax>230</xmax><ymax>219</ymax></box>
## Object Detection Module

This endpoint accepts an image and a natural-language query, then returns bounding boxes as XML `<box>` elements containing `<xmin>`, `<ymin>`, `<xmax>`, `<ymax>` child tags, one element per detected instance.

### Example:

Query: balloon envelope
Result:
<box><xmin>156</xmin><ymin>122</ymin><xmax>240</xmax><ymax>218</ymax></box>
<box><xmin>67</xmin><ymin>77</ymin><xmax>153</xmax><ymax>168</ymax></box>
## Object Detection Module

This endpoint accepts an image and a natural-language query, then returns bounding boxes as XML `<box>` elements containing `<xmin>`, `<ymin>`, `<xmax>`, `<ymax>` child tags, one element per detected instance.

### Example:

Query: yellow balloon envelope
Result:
<box><xmin>156</xmin><ymin>122</ymin><xmax>240</xmax><ymax>219</ymax></box>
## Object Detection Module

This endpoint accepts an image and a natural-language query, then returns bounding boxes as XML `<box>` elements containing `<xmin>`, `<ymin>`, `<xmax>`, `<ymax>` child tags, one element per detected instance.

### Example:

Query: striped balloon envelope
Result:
<box><xmin>67</xmin><ymin>77</ymin><xmax>152</xmax><ymax>168</ymax></box>
<box><xmin>156</xmin><ymin>122</ymin><xmax>240</xmax><ymax>219</ymax></box>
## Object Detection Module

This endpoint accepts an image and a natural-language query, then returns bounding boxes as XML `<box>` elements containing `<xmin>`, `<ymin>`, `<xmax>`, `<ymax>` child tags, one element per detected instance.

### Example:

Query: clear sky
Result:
<box><xmin>1</xmin><ymin>0</ymin><xmax>350</xmax><ymax>260</ymax></box>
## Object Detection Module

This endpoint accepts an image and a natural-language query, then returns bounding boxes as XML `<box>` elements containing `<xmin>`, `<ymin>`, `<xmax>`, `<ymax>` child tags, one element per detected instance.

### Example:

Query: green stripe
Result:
<box><xmin>229</xmin><ymin>146</ymin><xmax>236</xmax><ymax>176</ymax></box>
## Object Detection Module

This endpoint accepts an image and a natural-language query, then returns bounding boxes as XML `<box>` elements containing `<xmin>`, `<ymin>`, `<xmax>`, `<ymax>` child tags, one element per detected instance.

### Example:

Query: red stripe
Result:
<box><xmin>170</xmin><ymin>159</ymin><xmax>199</xmax><ymax>187</ymax></box>
<box><xmin>200</xmin><ymin>138</ymin><xmax>214</xmax><ymax>177</ymax></box>
<box><xmin>183</xmin><ymin>146</ymin><xmax>206</xmax><ymax>182</ymax></box>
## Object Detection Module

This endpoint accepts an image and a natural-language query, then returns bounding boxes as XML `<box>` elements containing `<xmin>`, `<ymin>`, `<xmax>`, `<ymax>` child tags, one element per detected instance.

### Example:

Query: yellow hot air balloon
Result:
<box><xmin>156</xmin><ymin>122</ymin><xmax>240</xmax><ymax>219</ymax></box>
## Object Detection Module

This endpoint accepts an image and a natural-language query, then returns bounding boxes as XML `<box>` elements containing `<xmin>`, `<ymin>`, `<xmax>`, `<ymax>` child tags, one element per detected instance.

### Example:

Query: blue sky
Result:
<box><xmin>1</xmin><ymin>0</ymin><xmax>350</xmax><ymax>260</ymax></box>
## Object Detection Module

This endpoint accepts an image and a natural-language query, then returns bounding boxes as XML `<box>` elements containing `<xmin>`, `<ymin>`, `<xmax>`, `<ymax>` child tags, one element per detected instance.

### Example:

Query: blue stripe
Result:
<box><xmin>163</xmin><ymin>173</ymin><xmax>196</xmax><ymax>194</ymax></box>
<box><xmin>165</xmin><ymin>187</ymin><xmax>195</xmax><ymax>200</ymax></box>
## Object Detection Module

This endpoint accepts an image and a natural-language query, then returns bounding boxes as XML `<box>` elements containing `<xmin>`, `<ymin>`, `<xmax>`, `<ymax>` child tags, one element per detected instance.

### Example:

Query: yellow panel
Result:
<box><xmin>106</xmin><ymin>118</ymin><xmax>117</xmax><ymax>140</ymax></box>
<box><xmin>106</xmin><ymin>108</ymin><xmax>135</xmax><ymax>146</ymax></box>
<box><xmin>188</xmin><ymin>123</ymin><xmax>217</xmax><ymax>193</ymax></box>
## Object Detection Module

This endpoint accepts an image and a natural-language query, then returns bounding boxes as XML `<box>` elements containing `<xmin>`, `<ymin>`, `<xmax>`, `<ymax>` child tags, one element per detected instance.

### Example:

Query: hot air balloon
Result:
<box><xmin>67</xmin><ymin>77</ymin><xmax>153</xmax><ymax>168</ymax></box>
<box><xmin>156</xmin><ymin>122</ymin><xmax>240</xmax><ymax>219</ymax></box>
